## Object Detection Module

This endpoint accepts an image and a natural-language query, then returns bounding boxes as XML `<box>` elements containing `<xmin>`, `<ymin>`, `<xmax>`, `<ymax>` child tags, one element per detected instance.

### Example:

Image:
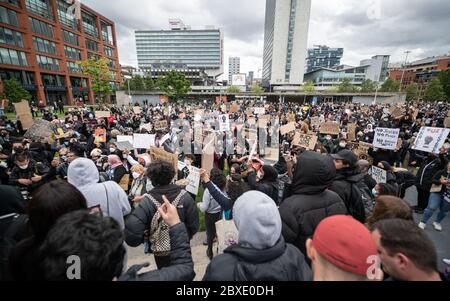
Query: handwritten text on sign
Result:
<box><xmin>373</xmin><ymin>128</ymin><xmax>400</xmax><ymax>150</ymax></box>
<box><xmin>371</xmin><ymin>166</ymin><xmax>387</xmax><ymax>184</ymax></box>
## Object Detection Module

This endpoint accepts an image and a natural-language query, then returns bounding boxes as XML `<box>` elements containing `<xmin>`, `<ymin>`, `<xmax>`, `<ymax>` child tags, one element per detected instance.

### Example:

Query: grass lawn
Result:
<box><xmin>4</xmin><ymin>108</ymin><xmax>69</xmax><ymax>121</ymax></box>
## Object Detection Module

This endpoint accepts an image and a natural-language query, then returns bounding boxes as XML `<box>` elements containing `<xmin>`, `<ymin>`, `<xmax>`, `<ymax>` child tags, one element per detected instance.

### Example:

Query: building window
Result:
<box><xmin>0</xmin><ymin>6</ymin><xmax>18</xmax><ymax>27</ymax></box>
<box><xmin>104</xmin><ymin>46</ymin><xmax>114</xmax><ymax>57</ymax></box>
<box><xmin>25</xmin><ymin>0</ymin><xmax>54</xmax><ymax>20</ymax></box>
<box><xmin>0</xmin><ymin>47</ymin><xmax>27</xmax><ymax>66</ymax></box>
<box><xmin>41</xmin><ymin>73</ymin><xmax>65</xmax><ymax>86</ymax></box>
<box><xmin>29</xmin><ymin>17</ymin><xmax>54</xmax><ymax>38</ymax></box>
<box><xmin>36</xmin><ymin>54</ymin><xmax>60</xmax><ymax>71</ymax></box>
<box><xmin>82</xmin><ymin>11</ymin><xmax>98</xmax><ymax>38</ymax></box>
<box><xmin>64</xmin><ymin>45</ymin><xmax>81</xmax><ymax>60</ymax></box>
<box><xmin>57</xmin><ymin>0</ymin><xmax>79</xmax><ymax>31</ymax></box>
<box><xmin>0</xmin><ymin>0</ymin><xmax>20</xmax><ymax>7</ymax></box>
<box><xmin>67</xmin><ymin>61</ymin><xmax>82</xmax><ymax>73</ymax></box>
<box><xmin>85</xmin><ymin>39</ymin><xmax>98</xmax><ymax>52</ymax></box>
<box><xmin>106</xmin><ymin>59</ymin><xmax>115</xmax><ymax>69</ymax></box>
<box><xmin>87</xmin><ymin>52</ymin><xmax>99</xmax><ymax>60</ymax></box>
<box><xmin>101</xmin><ymin>21</ymin><xmax>114</xmax><ymax>45</ymax></box>
<box><xmin>0</xmin><ymin>69</ymin><xmax>35</xmax><ymax>86</ymax></box>
<box><xmin>33</xmin><ymin>36</ymin><xmax>56</xmax><ymax>54</ymax></box>
<box><xmin>62</xmin><ymin>29</ymin><xmax>79</xmax><ymax>46</ymax></box>
<box><xmin>0</xmin><ymin>27</ymin><xmax>23</xmax><ymax>47</ymax></box>
<box><xmin>71</xmin><ymin>76</ymin><xmax>87</xmax><ymax>87</ymax></box>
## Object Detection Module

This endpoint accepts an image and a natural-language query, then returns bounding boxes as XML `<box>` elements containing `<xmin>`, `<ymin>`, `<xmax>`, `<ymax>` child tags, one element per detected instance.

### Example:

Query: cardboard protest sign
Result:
<box><xmin>116</xmin><ymin>141</ymin><xmax>134</xmax><ymax>151</ymax></box>
<box><xmin>373</xmin><ymin>128</ymin><xmax>400</xmax><ymax>150</ymax></box>
<box><xmin>391</xmin><ymin>107</ymin><xmax>405</xmax><ymax>119</ymax></box>
<box><xmin>292</xmin><ymin>132</ymin><xmax>318</xmax><ymax>150</ymax></box>
<box><xmin>117</xmin><ymin>135</ymin><xmax>134</xmax><ymax>144</ymax></box>
<box><xmin>24</xmin><ymin>119</ymin><xmax>53</xmax><ymax>141</ymax></box>
<box><xmin>263</xmin><ymin>147</ymin><xmax>279</xmax><ymax>165</ymax></box>
<box><xmin>201</xmin><ymin>134</ymin><xmax>216</xmax><ymax>174</ymax></box>
<box><xmin>219</xmin><ymin>115</ymin><xmax>230</xmax><ymax>132</ymax></box>
<box><xmin>287</xmin><ymin>113</ymin><xmax>296</xmax><ymax>123</ymax></box>
<box><xmin>310</xmin><ymin>117</ymin><xmax>321</xmax><ymax>128</ymax></box>
<box><xmin>247</xmin><ymin>117</ymin><xmax>256</xmax><ymax>125</ymax></box>
<box><xmin>280</xmin><ymin>122</ymin><xmax>296</xmax><ymax>135</ymax></box>
<box><xmin>361</xmin><ymin>107</ymin><xmax>369</xmax><ymax>114</ymax></box>
<box><xmin>149</xmin><ymin>147</ymin><xmax>178</xmax><ymax>176</ymax></box>
<box><xmin>371</xmin><ymin>166</ymin><xmax>387</xmax><ymax>184</ymax></box>
<box><xmin>95</xmin><ymin>111</ymin><xmax>111</xmax><ymax>119</ymax></box>
<box><xmin>94</xmin><ymin>128</ymin><xmax>107</xmax><ymax>143</ymax></box>
<box><xmin>412</xmin><ymin>108</ymin><xmax>420</xmax><ymax>120</ymax></box>
<box><xmin>350</xmin><ymin>142</ymin><xmax>374</xmax><ymax>165</ymax></box>
<box><xmin>133</xmin><ymin>107</ymin><xmax>141</xmax><ymax>114</ymax></box>
<box><xmin>347</xmin><ymin>123</ymin><xmax>357</xmax><ymax>141</ymax></box>
<box><xmin>254</xmin><ymin>107</ymin><xmax>266</xmax><ymax>115</ymax></box>
<box><xmin>230</xmin><ymin>103</ymin><xmax>240</xmax><ymax>113</ymax></box>
<box><xmin>320</xmin><ymin>122</ymin><xmax>341</xmax><ymax>135</ymax></box>
<box><xmin>14</xmin><ymin>100</ymin><xmax>31</xmax><ymax>115</ymax></box>
<box><xmin>185</xmin><ymin>166</ymin><xmax>201</xmax><ymax>195</ymax></box>
<box><xmin>154</xmin><ymin>120</ymin><xmax>168</xmax><ymax>131</ymax></box>
<box><xmin>133</xmin><ymin>134</ymin><xmax>155</xmax><ymax>149</ymax></box>
<box><xmin>412</xmin><ymin>127</ymin><xmax>450</xmax><ymax>154</ymax></box>
<box><xmin>445</xmin><ymin>117</ymin><xmax>450</xmax><ymax>128</ymax></box>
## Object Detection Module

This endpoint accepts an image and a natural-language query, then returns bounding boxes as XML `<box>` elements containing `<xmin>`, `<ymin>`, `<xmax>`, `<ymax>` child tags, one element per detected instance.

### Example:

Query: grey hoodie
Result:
<box><xmin>233</xmin><ymin>191</ymin><xmax>282</xmax><ymax>250</ymax></box>
<box><xmin>68</xmin><ymin>158</ymin><xmax>131</xmax><ymax>229</ymax></box>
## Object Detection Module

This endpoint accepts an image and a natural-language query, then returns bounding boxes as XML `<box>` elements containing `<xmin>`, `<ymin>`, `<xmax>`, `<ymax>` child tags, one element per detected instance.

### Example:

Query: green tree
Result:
<box><xmin>227</xmin><ymin>86</ymin><xmax>242</xmax><ymax>93</ymax></box>
<box><xmin>405</xmin><ymin>83</ymin><xmax>419</xmax><ymax>101</ymax></box>
<box><xmin>380</xmin><ymin>78</ymin><xmax>401</xmax><ymax>92</ymax></box>
<box><xmin>79</xmin><ymin>58</ymin><xmax>112</xmax><ymax>104</ymax></box>
<box><xmin>337</xmin><ymin>78</ymin><xmax>358</xmax><ymax>93</ymax></box>
<box><xmin>424</xmin><ymin>78</ymin><xmax>446</xmax><ymax>101</ymax></box>
<box><xmin>129</xmin><ymin>75</ymin><xmax>145</xmax><ymax>91</ymax></box>
<box><xmin>0</xmin><ymin>79</ymin><xmax>32</xmax><ymax>105</ymax></box>
<box><xmin>144</xmin><ymin>76</ymin><xmax>155</xmax><ymax>91</ymax></box>
<box><xmin>157</xmin><ymin>70</ymin><xmax>192</xmax><ymax>100</ymax></box>
<box><xmin>438</xmin><ymin>70</ymin><xmax>450</xmax><ymax>100</ymax></box>
<box><xmin>360</xmin><ymin>79</ymin><xmax>377</xmax><ymax>93</ymax></box>
<box><xmin>251</xmin><ymin>85</ymin><xmax>264</xmax><ymax>94</ymax></box>
<box><xmin>300</xmin><ymin>81</ymin><xmax>315</xmax><ymax>93</ymax></box>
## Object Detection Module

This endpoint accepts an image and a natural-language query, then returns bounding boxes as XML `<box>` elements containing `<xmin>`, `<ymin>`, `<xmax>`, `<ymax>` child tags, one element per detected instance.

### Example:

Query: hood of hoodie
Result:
<box><xmin>261</xmin><ymin>165</ymin><xmax>279</xmax><ymax>183</ymax></box>
<box><xmin>68</xmin><ymin>158</ymin><xmax>100</xmax><ymax>187</ymax></box>
<box><xmin>290</xmin><ymin>151</ymin><xmax>336</xmax><ymax>195</ymax></box>
<box><xmin>233</xmin><ymin>191</ymin><xmax>282</xmax><ymax>250</ymax></box>
<box><xmin>334</xmin><ymin>167</ymin><xmax>364</xmax><ymax>184</ymax></box>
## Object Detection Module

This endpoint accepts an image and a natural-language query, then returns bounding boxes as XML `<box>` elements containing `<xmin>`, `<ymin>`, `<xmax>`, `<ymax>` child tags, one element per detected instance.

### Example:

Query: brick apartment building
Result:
<box><xmin>0</xmin><ymin>0</ymin><xmax>120</xmax><ymax>106</ymax></box>
<box><xmin>389</xmin><ymin>55</ymin><xmax>450</xmax><ymax>99</ymax></box>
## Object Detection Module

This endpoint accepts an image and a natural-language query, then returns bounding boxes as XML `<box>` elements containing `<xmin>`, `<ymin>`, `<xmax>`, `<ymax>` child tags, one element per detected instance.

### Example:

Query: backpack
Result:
<box><xmin>146</xmin><ymin>190</ymin><xmax>187</xmax><ymax>256</ymax></box>
<box><xmin>348</xmin><ymin>183</ymin><xmax>369</xmax><ymax>223</ymax></box>
<box><xmin>0</xmin><ymin>213</ymin><xmax>28</xmax><ymax>281</ymax></box>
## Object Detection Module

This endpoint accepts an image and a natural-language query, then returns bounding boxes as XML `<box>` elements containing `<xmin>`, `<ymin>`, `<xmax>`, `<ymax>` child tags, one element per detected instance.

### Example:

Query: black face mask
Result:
<box><xmin>13</xmin><ymin>147</ymin><xmax>24</xmax><ymax>153</ymax></box>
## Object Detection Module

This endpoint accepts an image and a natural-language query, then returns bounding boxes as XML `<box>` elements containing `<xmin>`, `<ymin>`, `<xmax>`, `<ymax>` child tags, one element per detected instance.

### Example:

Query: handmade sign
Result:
<box><xmin>230</xmin><ymin>103</ymin><xmax>240</xmax><ymax>113</ymax></box>
<box><xmin>154</xmin><ymin>120</ymin><xmax>168</xmax><ymax>131</ymax></box>
<box><xmin>94</xmin><ymin>128</ymin><xmax>107</xmax><ymax>143</ymax></box>
<box><xmin>133</xmin><ymin>107</ymin><xmax>141</xmax><ymax>114</ymax></box>
<box><xmin>24</xmin><ymin>119</ymin><xmax>53</xmax><ymax>141</ymax></box>
<box><xmin>95</xmin><ymin>111</ymin><xmax>111</xmax><ymax>119</ymax></box>
<box><xmin>117</xmin><ymin>135</ymin><xmax>134</xmax><ymax>145</ymax></box>
<box><xmin>185</xmin><ymin>166</ymin><xmax>201</xmax><ymax>195</ymax></box>
<box><xmin>116</xmin><ymin>141</ymin><xmax>134</xmax><ymax>151</ymax></box>
<box><xmin>412</xmin><ymin>127</ymin><xmax>450</xmax><ymax>154</ymax></box>
<box><xmin>347</xmin><ymin>123</ymin><xmax>357</xmax><ymax>141</ymax></box>
<box><xmin>287</xmin><ymin>113</ymin><xmax>296</xmax><ymax>123</ymax></box>
<box><xmin>149</xmin><ymin>146</ymin><xmax>178</xmax><ymax>175</ymax></box>
<box><xmin>320</xmin><ymin>122</ymin><xmax>340</xmax><ymax>135</ymax></box>
<box><xmin>219</xmin><ymin>115</ymin><xmax>230</xmax><ymax>132</ymax></box>
<box><xmin>140</xmin><ymin>123</ymin><xmax>152</xmax><ymax>132</ymax></box>
<box><xmin>310</xmin><ymin>117</ymin><xmax>321</xmax><ymax>128</ymax></box>
<box><xmin>371</xmin><ymin>166</ymin><xmax>387</xmax><ymax>184</ymax></box>
<box><xmin>254</xmin><ymin>107</ymin><xmax>266</xmax><ymax>115</ymax></box>
<box><xmin>133</xmin><ymin>134</ymin><xmax>155</xmax><ymax>149</ymax></box>
<box><xmin>201</xmin><ymin>134</ymin><xmax>216</xmax><ymax>174</ymax></box>
<box><xmin>280</xmin><ymin>122</ymin><xmax>296</xmax><ymax>135</ymax></box>
<box><xmin>390</xmin><ymin>107</ymin><xmax>405</xmax><ymax>119</ymax></box>
<box><xmin>373</xmin><ymin>128</ymin><xmax>400</xmax><ymax>150</ymax></box>
<box><xmin>292</xmin><ymin>132</ymin><xmax>318</xmax><ymax>150</ymax></box>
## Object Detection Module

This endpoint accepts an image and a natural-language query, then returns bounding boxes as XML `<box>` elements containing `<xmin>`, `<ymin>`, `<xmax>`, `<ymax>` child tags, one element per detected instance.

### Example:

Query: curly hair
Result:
<box><xmin>39</xmin><ymin>210</ymin><xmax>125</xmax><ymax>281</ymax></box>
<box><xmin>146</xmin><ymin>160</ymin><xmax>176</xmax><ymax>187</ymax></box>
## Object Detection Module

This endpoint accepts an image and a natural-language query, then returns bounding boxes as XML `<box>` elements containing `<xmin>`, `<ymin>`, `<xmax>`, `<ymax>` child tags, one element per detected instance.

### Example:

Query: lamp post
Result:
<box><xmin>399</xmin><ymin>51</ymin><xmax>411</xmax><ymax>92</ymax></box>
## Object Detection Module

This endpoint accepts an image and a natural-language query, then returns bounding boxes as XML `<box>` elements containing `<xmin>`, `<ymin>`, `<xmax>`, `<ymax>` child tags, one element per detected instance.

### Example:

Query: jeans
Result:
<box><xmin>422</xmin><ymin>192</ymin><xmax>450</xmax><ymax>224</ymax></box>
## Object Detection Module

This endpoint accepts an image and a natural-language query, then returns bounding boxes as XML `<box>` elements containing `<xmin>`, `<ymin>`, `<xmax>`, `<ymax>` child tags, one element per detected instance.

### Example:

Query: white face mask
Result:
<box><xmin>109</xmin><ymin>148</ymin><xmax>116</xmax><ymax>153</ymax></box>
<box><xmin>19</xmin><ymin>164</ymin><xmax>29</xmax><ymax>170</ymax></box>
<box><xmin>132</xmin><ymin>172</ymin><xmax>141</xmax><ymax>179</ymax></box>
<box><xmin>256</xmin><ymin>170</ymin><xmax>264</xmax><ymax>181</ymax></box>
<box><xmin>339</xmin><ymin>142</ymin><xmax>346</xmax><ymax>148</ymax></box>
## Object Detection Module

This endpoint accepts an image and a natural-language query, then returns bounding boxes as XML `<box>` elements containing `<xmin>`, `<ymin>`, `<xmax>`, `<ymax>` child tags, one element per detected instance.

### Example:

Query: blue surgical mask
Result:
<box><xmin>372</xmin><ymin>188</ymin><xmax>379</xmax><ymax>198</ymax></box>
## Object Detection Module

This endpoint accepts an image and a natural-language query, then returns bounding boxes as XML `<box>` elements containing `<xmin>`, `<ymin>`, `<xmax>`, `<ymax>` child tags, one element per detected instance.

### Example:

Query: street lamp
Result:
<box><xmin>399</xmin><ymin>51</ymin><xmax>411</xmax><ymax>92</ymax></box>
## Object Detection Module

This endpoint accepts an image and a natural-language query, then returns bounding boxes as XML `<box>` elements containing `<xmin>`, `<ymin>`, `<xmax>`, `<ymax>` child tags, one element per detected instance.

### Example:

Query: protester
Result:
<box><xmin>306</xmin><ymin>215</ymin><xmax>380</xmax><ymax>281</ymax></box>
<box><xmin>128</xmin><ymin>164</ymin><xmax>153</xmax><ymax>206</ymax></box>
<box><xmin>203</xmin><ymin>191</ymin><xmax>312</xmax><ymax>281</ymax></box>
<box><xmin>371</xmin><ymin>219</ymin><xmax>444</xmax><ymax>281</ymax></box>
<box><xmin>247</xmin><ymin>164</ymin><xmax>279</xmax><ymax>204</ymax></box>
<box><xmin>366</xmin><ymin>196</ymin><xmax>414</xmax><ymax>230</ymax></box>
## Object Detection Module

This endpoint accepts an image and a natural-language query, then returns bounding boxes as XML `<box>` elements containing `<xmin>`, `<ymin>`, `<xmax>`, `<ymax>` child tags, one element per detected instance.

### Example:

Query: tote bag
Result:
<box><xmin>215</xmin><ymin>215</ymin><xmax>239</xmax><ymax>255</ymax></box>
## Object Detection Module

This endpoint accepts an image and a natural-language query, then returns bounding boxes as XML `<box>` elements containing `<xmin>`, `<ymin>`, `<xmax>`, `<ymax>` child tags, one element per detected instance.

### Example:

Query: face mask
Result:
<box><xmin>109</xmin><ymin>148</ymin><xmax>116</xmax><ymax>153</ymax></box>
<box><xmin>19</xmin><ymin>164</ymin><xmax>28</xmax><ymax>170</ymax></box>
<box><xmin>184</xmin><ymin>160</ymin><xmax>192</xmax><ymax>167</ymax></box>
<box><xmin>339</xmin><ymin>143</ymin><xmax>346</xmax><ymax>148</ymax></box>
<box><xmin>326</xmin><ymin>136</ymin><xmax>332</xmax><ymax>141</ymax></box>
<box><xmin>132</xmin><ymin>172</ymin><xmax>141</xmax><ymax>179</ymax></box>
<box><xmin>257</xmin><ymin>170</ymin><xmax>264</xmax><ymax>181</ymax></box>
<box><xmin>372</xmin><ymin>188</ymin><xmax>379</xmax><ymax>198</ymax></box>
<box><xmin>61</xmin><ymin>156</ymin><xmax>67</xmax><ymax>162</ymax></box>
<box><xmin>13</xmin><ymin>147</ymin><xmax>24</xmax><ymax>153</ymax></box>
<box><xmin>444</xmin><ymin>143</ymin><xmax>450</xmax><ymax>149</ymax></box>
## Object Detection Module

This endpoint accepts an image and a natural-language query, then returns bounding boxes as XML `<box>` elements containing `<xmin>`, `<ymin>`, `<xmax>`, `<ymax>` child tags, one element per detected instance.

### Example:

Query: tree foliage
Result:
<box><xmin>405</xmin><ymin>83</ymin><xmax>419</xmax><ymax>101</ymax></box>
<box><xmin>360</xmin><ymin>79</ymin><xmax>377</xmax><ymax>93</ymax></box>
<box><xmin>0</xmin><ymin>78</ymin><xmax>32</xmax><ymax>105</ymax></box>
<box><xmin>380</xmin><ymin>78</ymin><xmax>401</xmax><ymax>92</ymax></box>
<box><xmin>438</xmin><ymin>70</ymin><xmax>450</xmax><ymax>100</ymax></box>
<box><xmin>301</xmin><ymin>81</ymin><xmax>315</xmax><ymax>93</ymax></box>
<box><xmin>157</xmin><ymin>70</ymin><xmax>192</xmax><ymax>100</ymax></box>
<box><xmin>79</xmin><ymin>58</ymin><xmax>112</xmax><ymax>103</ymax></box>
<box><xmin>251</xmin><ymin>85</ymin><xmax>264</xmax><ymax>94</ymax></box>
<box><xmin>227</xmin><ymin>86</ymin><xmax>242</xmax><ymax>93</ymax></box>
<box><xmin>424</xmin><ymin>78</ymin><xmax>446</xmax><ymax>101</ymax></box>
<box><xmin>337</xmin><ymin>78</ymin><xmax>358</xmax><ymax>93</ymax></box>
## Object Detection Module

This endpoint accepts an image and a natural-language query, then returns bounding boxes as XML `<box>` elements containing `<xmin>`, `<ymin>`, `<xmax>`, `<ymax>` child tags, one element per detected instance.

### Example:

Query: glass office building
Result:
<box><xmin>306</xmin><ymin>45</ymin><xmax>344</xmax><ymax>73</ymax></box>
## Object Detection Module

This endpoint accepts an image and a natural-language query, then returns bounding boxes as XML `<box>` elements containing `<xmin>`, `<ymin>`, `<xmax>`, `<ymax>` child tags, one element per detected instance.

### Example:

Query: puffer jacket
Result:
<box><xmin>279</xmin><ymin>151</ymin><xmax>347</xmax><ymax>256</ymax></box>
<box><xmin>202</xmin><ymin>237</ymin><xmax>312</xmax><ymax>281</ymax></box>
<box><xmin>329</xmin><ymin>168</ymin><xmax>365</xmax><ymax>211</ymax></box>
<box><xmin>120</xmin><ymin>223</ymin><xmax>195</xmax><ymax>281</ymax></box>
<box><xmin>124</xmin><ymin>184</ymin><xmax>199</xmax><ymax>247</ymax></box>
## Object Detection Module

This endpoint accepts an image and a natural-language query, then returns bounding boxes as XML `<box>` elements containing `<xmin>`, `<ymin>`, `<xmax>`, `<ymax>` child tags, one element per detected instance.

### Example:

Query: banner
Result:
<box><xmin>133</xmin><ymin>134</ymin><xmax>155</xmax><ymax>149</ymax></box>
<box><xmin>320</xmin><ymin>122</ymin><xmax>340</xmax><ymax>135</ymax></box>
<box><xmin>292</xmin><ymin>132</ymin><xmax>318</xmax><ymax>150</ymax></box>
<box><xmin>95</xmin><ymin>111</ymin><xmax>111</xmax><ymax>119</ymax></box>
<box><xmin>371</xmin><ymin>166</ymin><xmax>387</xmax><ymax>184</ymax></box>
<box><xmin>219</xmin><ymin>115</ymin><xmax>230</xmax><ymax>132</ymax></box>
<box><xmin>280</xmin><ymin>122</ymin><xmax>296</xmax><ymax>135</ymax></box>
<box><xmin>373</xmin><ymin>128</ymin><xmax>400</xmax><ymax>150</ymax></box>
<box><xmin>185</xmin><ymin>166</ymin><xmax>201</xmax><ymax>195</ymax></box>
<box><xmin>412</xmin><ymin>127</ymin><xmax>450</xmax><ymax>154</ymax></box>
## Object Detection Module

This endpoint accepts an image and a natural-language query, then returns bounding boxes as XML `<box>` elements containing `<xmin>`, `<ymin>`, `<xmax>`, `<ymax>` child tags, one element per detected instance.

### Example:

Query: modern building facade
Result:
<box><xmin>304</xmin><ymin>65</ymin><xmax>369</xmax><ymax>90</ymax></box>
<box><xmin>306</xmin><ymin>45</ymin><xmax>343</xmax><ymax>73</ymax></box>
<box><xmin>389</xmin><ymin>55</ymin><xmax>450</xmax><ymax>99</ymax></box>
<box><xmin>228</xmin><ymin>56</ymin><xmax>240</xmax><ymax>84</ymax></box>
<box><xmin>360</xmin><ymin>55</ymin><xmax>390</xmax><ymax>83</ymax></box>
<box><xmin>135</xmin><ymin>19</ymin><xmax>224</xmax><ymax>84</ymax></box>
<box><xmin>0</xmin><ymin>0</ymin><xmax>121</xmax><ymax>105</ymax></box>
<box><xmin>262</xmin><ymin>0</ymin><xmax>311</xmax><ymax>88</ymax></box>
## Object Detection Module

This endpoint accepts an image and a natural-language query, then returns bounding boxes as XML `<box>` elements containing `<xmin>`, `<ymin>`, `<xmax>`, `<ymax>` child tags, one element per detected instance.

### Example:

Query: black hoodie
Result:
<box><xmin>279</xmin><ymin>152</ymin><xmax>347</xmax><ymax>256</ymax></box>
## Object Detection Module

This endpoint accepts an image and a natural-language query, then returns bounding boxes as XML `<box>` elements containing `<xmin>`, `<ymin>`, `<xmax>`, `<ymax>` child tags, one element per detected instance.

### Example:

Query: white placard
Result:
<box><xmin>133</xmin><ymin>134</ymin><xmax>155</xmax><ymax>149</ymax></box>
<box><xmin>117</xmin><ymin>135</ymin><xmax>134</xmax><ymax>145</ymax></box>
<box><xmin>371</xmin><ymin>166</ymin><xmax>387</xmax><ymax>184</ymax></box>
<box><xmin>254</xmin><ymin>107</ymin><xmax>266</xmax><ymax>115</ymax></box>
<box><xmin>186</xmin><ymin>166</ymin><xmax>201</xmax><ymax>195</ymax></box>
<box><xmin>219</xmin><ymin>114</ymin><xmax>230</xmax><ymax>132</ymax></box>
<box><xmin>412</xmin><ymin>127</ymin><xmax>450</xmax><ymax>154</ymax></box>
<box><xmin>373</xmin><ymin>128</ymin><xmax>400</xmax><ymax>150</ymax></box>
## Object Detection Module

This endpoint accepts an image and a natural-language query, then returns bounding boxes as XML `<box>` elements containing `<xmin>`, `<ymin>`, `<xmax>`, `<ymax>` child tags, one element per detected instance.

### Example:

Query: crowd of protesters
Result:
<box><xmin>0</xmin><ymin>98</ymin><xmax>449</xmax><ymax>281</ymax></box>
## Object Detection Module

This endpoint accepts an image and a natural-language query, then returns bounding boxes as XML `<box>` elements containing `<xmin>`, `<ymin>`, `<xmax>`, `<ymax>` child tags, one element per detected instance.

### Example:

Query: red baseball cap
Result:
<box><xmin>312</xmin><ymin>215</ymin><xmax>377</xmax><ymax>276</ymax></box>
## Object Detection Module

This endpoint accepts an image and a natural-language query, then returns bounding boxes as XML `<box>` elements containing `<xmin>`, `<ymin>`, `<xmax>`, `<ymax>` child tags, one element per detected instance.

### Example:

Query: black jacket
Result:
<box><xmin>120</xmin><ymin>223</ymin><xmax>195</xmax><ymax>281</ymax></box>
<box><xmin>279</xmin><ymin>152</ymin><xmax>347</xmax><ymax>256</ymax></box>
<box><xmin>247</xmin><ymin>167</ymin><xmax>279</xmax><ymax>204</ymax></box>
<box><xmin>329</xmin><ymin>168</ymin><xmax>365</xmax><ymax>213</ymax></box>
<box><xmin>202</xmin><ymin>237</ymin><xmax>312</xmax><ymax>281</ymax></box>
<box><xmin>124</xmin><ymin>184</ymin><xmax>199</xmax><ymax>247</ymax></box>
<box><xmin>416</xmin><ymin>154</ymin><xmax>448</xmax><ymax>189</ymax></box>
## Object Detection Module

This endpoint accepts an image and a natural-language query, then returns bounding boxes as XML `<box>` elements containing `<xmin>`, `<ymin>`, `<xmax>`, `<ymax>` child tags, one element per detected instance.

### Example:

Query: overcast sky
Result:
<box><xmin>83</xmin><ymin>0</ymin><xmax>450</xmax><ymax>80</ymax></box>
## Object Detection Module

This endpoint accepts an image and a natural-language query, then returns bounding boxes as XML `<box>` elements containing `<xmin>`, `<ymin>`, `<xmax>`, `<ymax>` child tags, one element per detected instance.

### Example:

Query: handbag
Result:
<box><xmin>215</xmin><ymin>213</ymin><xmax>239</xmax><ymax>255</ymax></box>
